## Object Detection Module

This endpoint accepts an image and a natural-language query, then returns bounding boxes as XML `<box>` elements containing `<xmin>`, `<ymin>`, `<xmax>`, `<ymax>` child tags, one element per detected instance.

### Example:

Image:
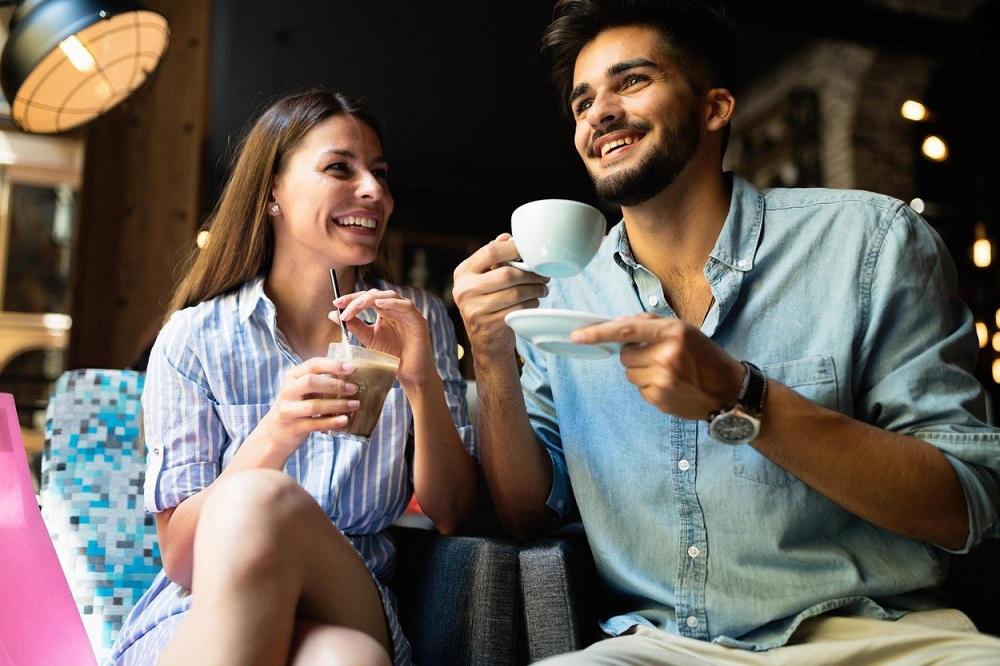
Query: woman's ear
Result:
<box><xmin>267</xmin><ymin>184</ymin><xmax>281</xmax><ymax>216</ymax></box>
<box><xmin>704</xmin><ymin>88</ymin><xmax>735</xmax><ymax>133</ymax></box>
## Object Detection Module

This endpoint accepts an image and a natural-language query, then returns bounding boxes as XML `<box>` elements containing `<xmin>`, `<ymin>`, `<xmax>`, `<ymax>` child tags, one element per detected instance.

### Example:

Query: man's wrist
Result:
<box><xmin>707</xmin><ymin>361</ymin><xmax>767</xmax><ymax>445</ymax></box>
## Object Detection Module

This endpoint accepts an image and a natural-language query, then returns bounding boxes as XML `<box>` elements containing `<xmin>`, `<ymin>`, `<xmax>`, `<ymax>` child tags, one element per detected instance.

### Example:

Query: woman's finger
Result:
<box><xmin>287</xmin><ymin>397</ymin><xmax>361</xmax><ymax>419</ymax></box>
<box><xmin>343</xmin><ymin>316</ymin><xmax>375</xmax><ymax>347</ymax></box>
<box><xmin>284</xmin><ymin>357</ymin><xmax>354</xmax><ymax>382</ymax></box>
<box><xmin>372</xmin><ymin>298</ymin><xmax>425</xmax><ymax>324</ymax></box>
<box><xmin>337</xmin><ymin>289</ymin><xmax>399</xmax><ymax>320</ymax></box>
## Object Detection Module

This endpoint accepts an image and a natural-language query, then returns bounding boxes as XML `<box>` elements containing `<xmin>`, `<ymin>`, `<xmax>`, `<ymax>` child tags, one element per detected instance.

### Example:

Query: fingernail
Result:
<box><xmin>345</xmin><ymin>383</ymin><xmax>358</xmax><ymax>394</ymax></box>
<box><xmin>347</xmin><ymin>400</ymin><xmax>361</xmax><ymax>409</ymax></box>
<box><xmin>570</xmin><ymin>331</ymin><xmax>586</xmax><ymax>342</ymax></box>
<box><xmin>342</xmin><ymin>362</ymin><xmax>355</xmax><ymax>372</ymax></box>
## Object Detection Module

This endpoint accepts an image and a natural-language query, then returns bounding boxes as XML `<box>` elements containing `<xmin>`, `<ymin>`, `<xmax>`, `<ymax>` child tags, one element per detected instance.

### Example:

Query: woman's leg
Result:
<box><xmin>158</xmin><ymin>469</ymin><xmax>391</xmax><ymax>666</ymax></box>
<box><xmin>289</xmin><ymin>620</ymin><xmax>390</xmax><ymax>666</ymax></box>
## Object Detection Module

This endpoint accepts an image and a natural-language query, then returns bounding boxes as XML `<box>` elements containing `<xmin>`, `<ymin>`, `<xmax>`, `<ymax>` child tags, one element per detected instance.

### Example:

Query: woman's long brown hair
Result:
<box><xmin>165</xmin><ymin>88</ymin><xmax>385</xmax><ymax>322</ymax></box>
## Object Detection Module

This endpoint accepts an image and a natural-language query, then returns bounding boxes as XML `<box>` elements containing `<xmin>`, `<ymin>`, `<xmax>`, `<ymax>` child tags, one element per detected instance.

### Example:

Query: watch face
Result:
<box><xmin>710</xmin><ymin>412</ymin><xmax>759</xmax><ymax>444</ymax></box>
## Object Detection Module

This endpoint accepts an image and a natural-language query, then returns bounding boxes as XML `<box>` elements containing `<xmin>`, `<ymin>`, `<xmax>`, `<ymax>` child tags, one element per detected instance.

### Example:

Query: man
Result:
<box><xmin>453</xmin><ymin>0</ymin><xmax>1000</xmax><ymax>663</ymax></box>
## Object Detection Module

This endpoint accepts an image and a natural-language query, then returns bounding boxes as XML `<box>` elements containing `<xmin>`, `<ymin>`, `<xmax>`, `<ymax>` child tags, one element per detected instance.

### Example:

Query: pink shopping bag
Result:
<box><xmin>0</xmin><ymin>393</ymin><xmax>96</xmax><ymax>666</ymax></box>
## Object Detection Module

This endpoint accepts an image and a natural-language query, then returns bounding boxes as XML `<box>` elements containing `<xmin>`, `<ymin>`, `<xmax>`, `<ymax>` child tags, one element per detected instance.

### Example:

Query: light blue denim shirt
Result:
<box><xmin>519</xmin><ymin>174</ymin><xmax>1000</xmax><ymax>650</ymax></box>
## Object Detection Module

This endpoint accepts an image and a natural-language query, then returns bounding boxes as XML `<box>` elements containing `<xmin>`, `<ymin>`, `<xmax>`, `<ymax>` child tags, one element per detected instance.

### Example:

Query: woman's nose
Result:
<box><xmin>356</xmin><ymin>171</ymin><xmax>385</xmax><ymax>200</ymax></box>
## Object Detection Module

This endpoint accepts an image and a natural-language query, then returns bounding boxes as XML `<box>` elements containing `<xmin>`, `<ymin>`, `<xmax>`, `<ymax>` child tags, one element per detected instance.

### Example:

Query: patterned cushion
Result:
<box><xmin>42</xmin><ymin>369</ymin><xmax>160</xmax><ymax>663</ymax></box>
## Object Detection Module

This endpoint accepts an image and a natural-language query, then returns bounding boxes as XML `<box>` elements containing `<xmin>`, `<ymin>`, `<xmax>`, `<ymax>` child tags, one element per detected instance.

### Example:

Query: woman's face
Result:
<box><xmin>270</xmin><ymin>113</ymin><xmax>393</xmax><ymax>271</ymax></box>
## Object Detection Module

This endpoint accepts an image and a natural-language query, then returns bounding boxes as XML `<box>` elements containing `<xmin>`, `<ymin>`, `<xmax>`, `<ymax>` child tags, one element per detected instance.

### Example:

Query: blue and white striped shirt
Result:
<box><xmin>112</xmin><ymin>275</ymin><xmax>475</xmax><ymax>664</ymax></box>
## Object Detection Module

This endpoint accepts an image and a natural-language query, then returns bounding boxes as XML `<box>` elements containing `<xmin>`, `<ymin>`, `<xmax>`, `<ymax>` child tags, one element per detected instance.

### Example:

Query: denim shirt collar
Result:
<box><xmin>612</xmin><ymin>173</ymin><xmax>765</xmax><ymax>275</ymax></box>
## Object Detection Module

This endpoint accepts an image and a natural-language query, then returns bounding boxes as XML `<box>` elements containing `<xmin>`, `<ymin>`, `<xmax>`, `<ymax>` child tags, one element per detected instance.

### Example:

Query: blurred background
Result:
<box><xmin>0</xmin><ymin>0</ymin><xmax>998</xmax><ymax>456</ymax></box>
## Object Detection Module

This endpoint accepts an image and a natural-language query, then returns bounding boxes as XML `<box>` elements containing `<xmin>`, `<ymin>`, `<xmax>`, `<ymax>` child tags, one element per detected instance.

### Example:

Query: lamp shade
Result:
<box><xmin>0</xmin><ymin>0</ymin><xmax>169</xmax><ymax>133</ymax></box>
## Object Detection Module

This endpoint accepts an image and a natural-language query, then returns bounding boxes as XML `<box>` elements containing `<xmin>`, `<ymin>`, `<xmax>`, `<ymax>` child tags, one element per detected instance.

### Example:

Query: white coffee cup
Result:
<box><xmin>508</xmin><ymin>199</ymin><xmax>607</xmax><ymax>278</ymax></box>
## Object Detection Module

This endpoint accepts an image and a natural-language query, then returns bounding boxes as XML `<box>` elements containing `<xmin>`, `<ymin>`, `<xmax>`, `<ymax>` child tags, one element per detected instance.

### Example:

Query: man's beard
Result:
<box><xmin>589</xmin><ymin>105</ymin><xmax>701</xmax><ymax>207</ymax></box>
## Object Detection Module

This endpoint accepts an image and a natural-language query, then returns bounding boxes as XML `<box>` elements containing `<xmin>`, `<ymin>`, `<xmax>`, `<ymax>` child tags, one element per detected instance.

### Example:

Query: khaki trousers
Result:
<box><xmin>537</xmin><ymin>610</ymin><xmax>1000</xmax><ymax>665</ymax></box>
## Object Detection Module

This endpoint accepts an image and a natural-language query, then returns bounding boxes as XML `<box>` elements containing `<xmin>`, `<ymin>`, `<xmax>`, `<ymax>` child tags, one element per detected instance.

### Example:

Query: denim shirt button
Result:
<box><xmin>678</xmin><ymin>459</ymin><xmax>690</xmax><ymax>471</ymax></box>
<box><xmin>647</xmin><ymin>295</ymin><xmax>659</xmax><ymax>308</ymax></box>
<box><xmin>686</xmin><ymin>615</ymin><xmax>699</xmax><ymax>628</ymax></box>
<box><xmin>737</xmin><ymin>258</ymin><xmax>750</xmax><ymax>269</ymax></box>
<box><xmin>687</xmin><ymin>545</ymin><xmax>700</xmax><ymax>558</ymax></box>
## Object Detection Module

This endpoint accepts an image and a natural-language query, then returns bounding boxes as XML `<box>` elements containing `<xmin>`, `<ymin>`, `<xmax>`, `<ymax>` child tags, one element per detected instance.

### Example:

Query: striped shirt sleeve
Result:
<box><xmin>423</xmin><ymin>290</ymin><xmax>478</xmax><ymax>461</ymax></box>
<box><xmin>142</xmin><ymin>309</ymin><xmax>225</xmax><ymax>512</ymax></box>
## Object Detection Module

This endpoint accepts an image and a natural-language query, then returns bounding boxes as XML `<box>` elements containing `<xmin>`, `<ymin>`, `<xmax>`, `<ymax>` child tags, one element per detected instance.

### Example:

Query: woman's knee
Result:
<box><xmin>196</xmin><ymin>469</ymin><xmax>320</xmax><ymax>576</ymax></box>
<box><xmin>290</xmin><ymin>623</ymin><xmax>391</xmax><ymax>666</ymax></box>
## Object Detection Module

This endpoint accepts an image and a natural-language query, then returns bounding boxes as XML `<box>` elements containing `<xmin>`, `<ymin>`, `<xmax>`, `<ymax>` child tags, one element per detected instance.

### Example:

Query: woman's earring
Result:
<box><xmin>269</xmin><ymin>202</ymin><xmax>280</xmax><ymax>215</ymax></box>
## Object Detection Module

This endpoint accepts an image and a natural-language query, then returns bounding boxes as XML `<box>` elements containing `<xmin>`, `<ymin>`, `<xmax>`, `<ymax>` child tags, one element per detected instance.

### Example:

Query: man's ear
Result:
<box><xmin>704</xmin><ymin>88</ymin><xmax>735</xmax><ymax>133</ymax></box>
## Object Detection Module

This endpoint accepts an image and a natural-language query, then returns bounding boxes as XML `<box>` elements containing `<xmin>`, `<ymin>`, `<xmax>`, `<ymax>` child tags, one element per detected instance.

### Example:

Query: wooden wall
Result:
<box><xmin>68</xmin><ymin>0</ymin><xmax>212</xmax><ymax>369</ymax></box>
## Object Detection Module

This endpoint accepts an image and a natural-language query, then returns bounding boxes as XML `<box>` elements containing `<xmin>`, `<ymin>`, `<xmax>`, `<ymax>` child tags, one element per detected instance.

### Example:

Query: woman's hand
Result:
<box><xmin>258</xmin><ymin>357</ymin><xmax>361</xmax><ymax>457</ymax></box>
<box><xmin>333</xmin><ymin>289</ymin><xmax>434</xmax><ymax>388</ymax></box>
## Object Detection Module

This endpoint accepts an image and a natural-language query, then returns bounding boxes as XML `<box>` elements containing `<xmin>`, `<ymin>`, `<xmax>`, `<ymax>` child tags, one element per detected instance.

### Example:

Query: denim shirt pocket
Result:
<box><xmin>733</xmin><ymin>355</ymin><xmax>838</xmax><ymax>487</ymax></box>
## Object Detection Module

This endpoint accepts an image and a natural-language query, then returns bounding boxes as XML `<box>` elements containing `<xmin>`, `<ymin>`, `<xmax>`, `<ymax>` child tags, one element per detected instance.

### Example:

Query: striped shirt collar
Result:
<box><xmin>236</xmin><ymin>273</ymin><xmax>377</xmax><ymax>327</ymax></box>
<box><xmin>237</xmin><ymin>274</ymin><xmax>270</xmax><ymax>323</ymax></box>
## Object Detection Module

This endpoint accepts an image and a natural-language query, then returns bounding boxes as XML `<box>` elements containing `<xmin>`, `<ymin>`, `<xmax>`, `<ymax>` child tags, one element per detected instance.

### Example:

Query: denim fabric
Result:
<box><xmin>519</xmin><ymin>174</ymin><xmax>1000</xmax><ymax>650</ymax></box>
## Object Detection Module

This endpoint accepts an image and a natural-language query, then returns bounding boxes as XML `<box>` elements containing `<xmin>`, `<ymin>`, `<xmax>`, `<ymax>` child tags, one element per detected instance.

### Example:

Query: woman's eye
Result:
<box><xmin>325</xmin><ymin>162</ymin><xmax>348</xmax><ymax>173</ymax></box>
<box><xmin>372</xmin><ymin>168</ymin><xmax>389</xmax><ymax>179</ymax></box>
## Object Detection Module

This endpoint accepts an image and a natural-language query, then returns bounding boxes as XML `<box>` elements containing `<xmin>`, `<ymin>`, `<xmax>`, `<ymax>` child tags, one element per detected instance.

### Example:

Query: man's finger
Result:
<box><xmin>456</xmin><ymin>237</ymin><xmax>522</xmax><ymax>274</ymax></box>
<box><xmin>570</xmin><ymin>316</ymin><xmax>675</xmax><ymax>344</ymax></box>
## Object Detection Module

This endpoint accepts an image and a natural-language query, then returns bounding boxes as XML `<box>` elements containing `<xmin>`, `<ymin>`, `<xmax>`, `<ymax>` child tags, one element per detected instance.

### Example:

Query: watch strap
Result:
<box><xmin>738</xmin><ymin>361</ymin><xmax>766</xmax><ymax>416</ymax></box>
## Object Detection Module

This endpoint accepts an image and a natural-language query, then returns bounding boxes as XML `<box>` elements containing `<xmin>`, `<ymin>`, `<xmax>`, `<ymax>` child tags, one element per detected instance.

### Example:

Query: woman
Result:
<box><xmin>111</xmin><ymin>89</ymin><xmax>478</xmax><ymax>665</ymax></box>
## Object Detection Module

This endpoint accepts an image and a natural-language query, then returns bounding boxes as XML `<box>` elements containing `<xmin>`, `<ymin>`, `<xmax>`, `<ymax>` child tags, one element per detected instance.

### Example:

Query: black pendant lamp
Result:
<box><xmin>0</xmin><ymin>0</ymin><xmax>169</xmax><ymax>134</ymax></box>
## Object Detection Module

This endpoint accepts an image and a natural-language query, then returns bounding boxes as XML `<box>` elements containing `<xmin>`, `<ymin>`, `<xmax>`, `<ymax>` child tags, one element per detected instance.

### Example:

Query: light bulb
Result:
<box><xmin>922</xmin><ymin>135</ymin><xmax>949</xmax><ymax>162</ymax></box>
<box><xmin>58</xmin><ymin>35</ymin><xmax>96</xmax><ymax>73</ymax></box>
<box><xmin>900</xmin><ymin>100</ymin><xmax>928</xmax><ymax>121</ymax></box>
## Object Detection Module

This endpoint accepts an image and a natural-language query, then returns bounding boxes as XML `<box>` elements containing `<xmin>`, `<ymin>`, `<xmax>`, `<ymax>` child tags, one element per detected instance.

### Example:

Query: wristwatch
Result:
<box><xmin>707</xmin><ymin>361</ymin><xmax>767</xmax><ymax>445</ymax></box>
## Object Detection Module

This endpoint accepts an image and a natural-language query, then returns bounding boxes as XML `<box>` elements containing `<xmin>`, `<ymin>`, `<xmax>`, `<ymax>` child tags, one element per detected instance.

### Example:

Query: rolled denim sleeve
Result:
<box><xmin>142</xmin><ymin>310</ymin><xmax>226</xmax><ymax>513</ymax></box>
<box><xmin>518</xmin><ymin>337</ymin><xmax>575</xmax><ymax>525</ymax></box>
<box><xmin>856</xmin><ymin>203</ymin><xmax>1000</xmax><ymax>551</ymax></box>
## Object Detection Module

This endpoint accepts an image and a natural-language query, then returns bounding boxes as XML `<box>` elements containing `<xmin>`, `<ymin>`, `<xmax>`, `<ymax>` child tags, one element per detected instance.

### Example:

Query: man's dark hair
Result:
<box><xmin>542</xmin><ymin>0</ymin><xmax>737</xmax><ymax>151</ymax></box>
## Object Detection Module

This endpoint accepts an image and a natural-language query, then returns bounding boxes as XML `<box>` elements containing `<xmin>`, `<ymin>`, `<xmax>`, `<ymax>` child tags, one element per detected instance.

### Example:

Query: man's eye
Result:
<box><xmin>623</xmin><ymin>74</ymin><xmax>646</xmax><ymax>88</ymax></box>
<box><xmin>574</xmin><ymin>99</ymin><xmax>593</xmax><ymax>116</ymax></box>
<box><xmin>372</xmin><ymin>168</ymin><xmax>389</xmax><ymax>179</ymax></box>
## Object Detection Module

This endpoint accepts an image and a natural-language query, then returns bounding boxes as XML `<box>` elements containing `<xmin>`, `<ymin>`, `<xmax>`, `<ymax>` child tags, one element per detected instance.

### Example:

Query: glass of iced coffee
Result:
<box><xmin>327</xmin><ymin>342</ymin><xmax>400</xmax><ymax>439</ymax></box>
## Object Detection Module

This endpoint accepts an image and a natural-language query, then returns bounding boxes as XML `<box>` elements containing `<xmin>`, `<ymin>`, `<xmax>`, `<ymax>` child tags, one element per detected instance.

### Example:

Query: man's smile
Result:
<box><xmin>590</xmin><ymin>128</ymin><xmax>648</xmax><ymax>164</ymax></box>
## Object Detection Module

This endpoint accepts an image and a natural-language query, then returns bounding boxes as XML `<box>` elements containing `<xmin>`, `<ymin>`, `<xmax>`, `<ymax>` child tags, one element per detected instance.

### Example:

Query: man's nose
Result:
<box><xmin>586</xmin><ymin>91</ymin><xmax>623</xmax><ymax>128</ymax></box>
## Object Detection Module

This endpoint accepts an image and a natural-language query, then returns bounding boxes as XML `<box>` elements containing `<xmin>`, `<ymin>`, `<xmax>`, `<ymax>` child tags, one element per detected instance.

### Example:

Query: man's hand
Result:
<box><xmin>571</xmin><ymin>313</ymin><xmax>746</xmax><ymax>420</ymax></box>
<box><xmin>452</xmin><ymin>233</ymin><xmax>549</xmax><ymax>361</ymax></box>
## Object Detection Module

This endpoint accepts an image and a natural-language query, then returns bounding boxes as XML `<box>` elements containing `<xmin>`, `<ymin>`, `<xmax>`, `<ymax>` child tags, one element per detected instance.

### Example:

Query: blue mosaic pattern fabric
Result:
<box><xmin>42</xmin><ymin>369</ymin><xmax>160</xmax><ymax>664</ymax></box>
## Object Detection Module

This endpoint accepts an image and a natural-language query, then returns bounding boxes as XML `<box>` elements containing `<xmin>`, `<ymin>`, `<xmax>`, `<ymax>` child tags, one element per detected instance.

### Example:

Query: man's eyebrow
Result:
<box><xmin>607</xmin><ymin>57</ymin><xmax>657</xmax><ymax>77</ymax></box>
<box><xmin>569</xmin><ymin>82</ymin><xmax>593</xmax><ymax>106</ymax></box>
<box><xmin>568</xmin><ymin>58</ymin><xmax>658</xmax><ymax>106</ymax></box>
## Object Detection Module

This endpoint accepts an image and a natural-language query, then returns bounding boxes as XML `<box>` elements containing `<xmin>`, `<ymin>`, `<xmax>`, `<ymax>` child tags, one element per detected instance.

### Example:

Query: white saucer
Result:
<box><xmin>504</xmin><ymin>308</ymin><xmax>619</xmax><ymax>360</ymax></box>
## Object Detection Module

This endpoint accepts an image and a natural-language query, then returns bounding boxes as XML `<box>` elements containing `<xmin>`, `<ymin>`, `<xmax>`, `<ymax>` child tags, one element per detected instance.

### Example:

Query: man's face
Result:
<box><xmin>570</xmin><ymin>25</ymin><xmax>702</xmax><ymax>207</ymax></box>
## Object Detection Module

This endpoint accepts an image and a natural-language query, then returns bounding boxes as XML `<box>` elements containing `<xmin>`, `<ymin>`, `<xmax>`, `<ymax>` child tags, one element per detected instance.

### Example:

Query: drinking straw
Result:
<box><xmin>329</xmin><ymin>268</ymin><xmax>353</xmax><ymax>359</ymax></box>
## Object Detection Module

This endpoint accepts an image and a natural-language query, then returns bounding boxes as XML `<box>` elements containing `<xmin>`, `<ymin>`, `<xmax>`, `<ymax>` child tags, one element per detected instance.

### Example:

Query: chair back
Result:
<box><xmin>0</xmin><ymin>392</ymin><xmax>96</xmax><ymax>666</ymax></box>
<box><xmin>41</xmin><ymin>369</ymin><xmax>160</xmax><ymax>663</ymax></box>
